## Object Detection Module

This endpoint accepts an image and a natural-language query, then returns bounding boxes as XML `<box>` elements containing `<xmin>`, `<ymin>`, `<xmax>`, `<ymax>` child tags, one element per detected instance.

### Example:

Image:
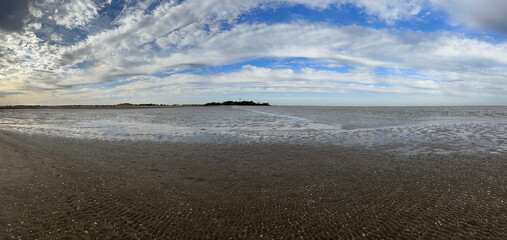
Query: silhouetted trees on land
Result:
<box><xmin>204</xmin><ymin>101</ymin><xmax>270</xmax><ymax>106</ymax></box>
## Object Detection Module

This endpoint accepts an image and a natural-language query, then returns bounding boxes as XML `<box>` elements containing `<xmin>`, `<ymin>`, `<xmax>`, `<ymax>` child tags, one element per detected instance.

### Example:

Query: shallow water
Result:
<box><xmin>0</xmin><ymin>106</ymin><xmax>505</xmax><ymax>154</ymax></box>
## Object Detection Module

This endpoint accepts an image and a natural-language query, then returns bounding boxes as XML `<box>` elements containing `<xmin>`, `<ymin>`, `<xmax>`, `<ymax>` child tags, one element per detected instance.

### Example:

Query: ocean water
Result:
<box><xmin>0</xmin><ymin>106</ymin><xmax>505</xmax><ymax>154</ymax></box>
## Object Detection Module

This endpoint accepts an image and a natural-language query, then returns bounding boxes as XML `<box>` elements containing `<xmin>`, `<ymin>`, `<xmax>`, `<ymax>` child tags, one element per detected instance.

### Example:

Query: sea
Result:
<box><xmin>0</xmin><ymin>106</ymin><xmax>505</xmax><ymax>155</ymax></box>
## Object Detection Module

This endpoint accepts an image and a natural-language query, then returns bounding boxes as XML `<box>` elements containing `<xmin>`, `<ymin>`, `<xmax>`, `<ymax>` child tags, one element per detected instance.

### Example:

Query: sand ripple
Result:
<box><xmin>1</xmin><ymin>133</ymin><xmax>506</xmax><ymax>239</ymax></box>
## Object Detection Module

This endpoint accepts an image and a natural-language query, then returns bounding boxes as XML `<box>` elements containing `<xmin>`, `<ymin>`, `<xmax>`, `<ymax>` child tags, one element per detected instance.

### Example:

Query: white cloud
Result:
<box><xmin>77</xmin><ymin>22</ymin><xmax>507</xmax><ymax>82</ymax></box>
<box><xmin>350</xmin><ymin>0</ymin><xmax>424</xmax><ymax>23</ymax></box>
<box><xmin>52</xmin><ymin>0</ymin><xmax>99</xmax><ymax>29</ymax></box>
<box><xmin>4</xmin><ymin>18</ymin><xmax>507</xmax><ymax>103</ymax></box>
<box><xmin>47</xmin><ymin>63</ymin><xmax>502</xmax><ymax>105</ymax></box>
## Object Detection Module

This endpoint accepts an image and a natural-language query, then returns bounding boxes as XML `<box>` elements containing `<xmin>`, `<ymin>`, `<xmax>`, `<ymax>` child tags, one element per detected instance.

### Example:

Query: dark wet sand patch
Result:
<box><xmin>1</xmin><ymin>131</ymin><xmax>506</xmax><ymax>239</ymax></box>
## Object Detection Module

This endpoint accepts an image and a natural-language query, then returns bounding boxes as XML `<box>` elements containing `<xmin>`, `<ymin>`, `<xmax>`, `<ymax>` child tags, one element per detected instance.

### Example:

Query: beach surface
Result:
<box><xmin>1</xmin><ymin>130</ymin><xmax>506</xmax><ymax>239</ymax></box>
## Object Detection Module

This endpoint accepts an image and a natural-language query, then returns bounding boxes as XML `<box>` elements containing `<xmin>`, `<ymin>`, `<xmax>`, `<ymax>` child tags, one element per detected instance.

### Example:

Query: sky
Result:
<box><xmin>1</xmin><ymin>0</ymin><xmax>507</xmax><ymax>106</ymax></box>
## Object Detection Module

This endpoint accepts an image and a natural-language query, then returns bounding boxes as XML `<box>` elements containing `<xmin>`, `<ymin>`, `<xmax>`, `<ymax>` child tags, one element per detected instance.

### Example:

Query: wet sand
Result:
<box><xmin>1</xmin><ymin>130</ymin><xmax>506</xmax><ymax>239</ymax></box>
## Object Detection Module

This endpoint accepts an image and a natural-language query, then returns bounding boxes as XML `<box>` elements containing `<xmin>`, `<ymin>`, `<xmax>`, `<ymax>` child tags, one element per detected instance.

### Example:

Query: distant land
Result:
<box><xmin>0</xmin><ymin>101</ymin><xmax>270</xmax><ymax>109</ymax></box>
<box><xmin>204</xmin><ymin>101</ymin><xmax>269</xmax><ymax>106</ymax></box>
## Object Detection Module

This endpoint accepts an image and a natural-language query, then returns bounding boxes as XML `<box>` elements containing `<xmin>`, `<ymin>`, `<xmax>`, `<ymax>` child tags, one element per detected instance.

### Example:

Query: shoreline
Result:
<box><xmin>1</xmin><ymin>130</ymin><xmax>506</xmax><ymax>238</ymax></box>
<box><xmin>0</xmin><ymin>101</ymin><xmax>270</xmax><ymax>109</ymax></box>
<box><xmin>0</xmin><ymin>104</ymin><xmax>205</xmax><ymax>109</ymax></box>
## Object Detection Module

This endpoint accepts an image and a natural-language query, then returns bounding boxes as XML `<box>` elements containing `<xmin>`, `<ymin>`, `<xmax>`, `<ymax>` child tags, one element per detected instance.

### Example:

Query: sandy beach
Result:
<box><xmin>1</xmin><ymin>130</ymin><xmax>506</xmax><ymax>239</ymax></box>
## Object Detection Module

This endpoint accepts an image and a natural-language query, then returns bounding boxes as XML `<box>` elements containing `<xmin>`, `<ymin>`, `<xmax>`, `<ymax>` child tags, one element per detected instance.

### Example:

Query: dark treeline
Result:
<box><xmin>0</xmin><ymin>103</ymin><xmax>192</xmax><ymax>109</ymax></box>
<box><xmin>204</xmin><ymin>101</ymin><xmax>270</xmax><ymax>106</ymax></box>
<box><xmin>0</xmin><ymin>101</ymin><xmax>270</xmax><ymax>109</ymax></box>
